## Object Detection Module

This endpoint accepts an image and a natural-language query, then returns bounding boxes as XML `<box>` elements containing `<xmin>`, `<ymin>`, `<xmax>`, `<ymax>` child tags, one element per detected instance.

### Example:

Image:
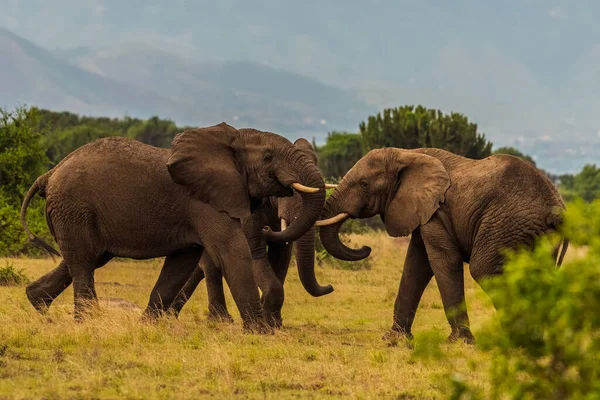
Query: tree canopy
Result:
<box><xmin>359</xmin><ymin>105</ymin><xmax>493</xmax><ymax>159</ymax></box>
<box><xmin>559</xmin><ymin>164</ymin><xmax>600</xmax><ymax>203</ymax></box>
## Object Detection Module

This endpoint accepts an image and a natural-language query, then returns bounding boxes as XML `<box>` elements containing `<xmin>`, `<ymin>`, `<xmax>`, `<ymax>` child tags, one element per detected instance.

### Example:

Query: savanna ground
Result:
<box><xmin>1</xmin><ymin>232</ymin><xmax>583</xmax><ymax>399</ymax></box>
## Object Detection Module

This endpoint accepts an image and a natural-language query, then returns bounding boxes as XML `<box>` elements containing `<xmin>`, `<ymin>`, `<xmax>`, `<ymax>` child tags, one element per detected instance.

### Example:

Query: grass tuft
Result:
<box><xmin>0</xmin><ymin>261</ymin><xmax>29</xmax><ymax>286</ymax></box>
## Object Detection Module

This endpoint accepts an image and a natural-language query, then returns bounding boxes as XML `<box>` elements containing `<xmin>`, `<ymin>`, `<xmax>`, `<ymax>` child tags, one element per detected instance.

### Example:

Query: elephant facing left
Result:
<box><xmin>20</xmin><ymin>123</ymin><xmax>326</xmax><ymax>331</ymax></box>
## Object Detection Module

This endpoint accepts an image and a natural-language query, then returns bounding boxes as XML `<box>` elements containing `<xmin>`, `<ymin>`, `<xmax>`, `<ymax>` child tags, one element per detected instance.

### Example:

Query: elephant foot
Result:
<box><xmin>267</xmin><ymin>316</ymin><xmax>283</xmax><ymax>329</ymax></box>
<box><xmin>207</xmin><ymin>310</ymin><xmax>234</xmax><ymax>324</ymax></box>
<box><xmin>26</xmin><ymin>284</ymin><xmax>54</xmax><ymax>314</ymax></box>
<box><xmin>263</xmin><ymin>309</ymin><xmax>283</xmax><ymax>329</ymax></box>
<box><xmin>382</xmin><ymin>327</ymin><xmax>413</xmax><ymax>348</ymax></box>
<box><xmin>140</xmin><ymin>307</ymin><xmax>166</xmax><ymax>323</ymax></box>
<box><xmin>166</xmin><ymin>303</ymin><xmax>184</xmax><ymax>319</ymax></box>
<box><xmin>447</xmin><ymin>328</ymin><xmax>475</xmax><ymax>344</ymax></box>
<box><xmin>242</xmin><ymin>318</ymin><xmax>274</xmax><ymax>335</ymax></box>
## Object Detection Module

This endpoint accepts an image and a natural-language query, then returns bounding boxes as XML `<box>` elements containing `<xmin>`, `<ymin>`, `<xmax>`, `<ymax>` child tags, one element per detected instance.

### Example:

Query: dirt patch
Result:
<box><xmin>97</xmin><ymin>281</ymin><xmax>137</xmax><ymax>287</ymax></box>
<box><xmin>98</xmin><ymin>297</ymin><xmax>143</xmax><ymax>312</ymax></box>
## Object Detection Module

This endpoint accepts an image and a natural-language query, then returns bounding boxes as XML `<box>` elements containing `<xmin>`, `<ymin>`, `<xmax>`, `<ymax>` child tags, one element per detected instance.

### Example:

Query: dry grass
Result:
<box><xmin>0</xmin><ymin>232</ymin><xmax>503</xmax><ymax>399</ymax></box>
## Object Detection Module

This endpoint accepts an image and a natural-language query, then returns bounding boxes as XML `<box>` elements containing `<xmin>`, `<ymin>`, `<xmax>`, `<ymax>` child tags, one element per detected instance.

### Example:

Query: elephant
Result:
<box><xmin>20</xmin><ymin>123</ymin><xmax>326</xmax><ymax>331</ymax></box>
<box><xmin>316</xmin><ymin>147</ymin><xmax>569</xmax><ymax>343</ymax></box>
<box><xmin>168</xmin><ymin>138</ymin><xmax>336</xmax><ymax>327</ymax></box>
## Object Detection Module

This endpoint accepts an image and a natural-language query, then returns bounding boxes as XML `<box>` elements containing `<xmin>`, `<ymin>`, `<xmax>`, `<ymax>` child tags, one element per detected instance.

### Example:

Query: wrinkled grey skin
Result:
<box><xmin>318</xmin><ymin>148</ymin><xmax>568</xmax><ymax>343</ymax></box>
<box><xmin>20</xmin><ymin>123</ymin><xmax>326</xmax><ymax>332</ymax></box>
<box><xmin>169</xmin><ymin>139</ymin><xmax>333</xmax><ymax>327</ymax></box>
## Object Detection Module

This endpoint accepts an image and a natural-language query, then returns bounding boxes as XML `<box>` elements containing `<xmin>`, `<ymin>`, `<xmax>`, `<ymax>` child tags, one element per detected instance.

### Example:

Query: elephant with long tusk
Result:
<box><xmin>21</xmin><ymin>124</ymin><xmax>326</xmax><ymax>332</ymax></box>
<box><xmin>169</xmin><ymin>138</ymin><xmax>336</xmax><ymax>328</ymax></box>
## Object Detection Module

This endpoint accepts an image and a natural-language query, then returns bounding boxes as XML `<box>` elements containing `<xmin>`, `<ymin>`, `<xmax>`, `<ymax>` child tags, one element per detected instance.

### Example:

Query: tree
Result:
<box><xmin>0</xmin><ymin>106</ymin><xmax>48</xmax><ymax>202</ymax></box>
<box><xmin>46</xmin><ymin>124</ymin><xmax>117</xmax><ymax>165</ymax></box>
<box><xmin>126</xmin><ymin>116</ymin><xmax>179</xmax><ymax>148</ymax></box>
<box><xmin>359</xmin><ymin>105</ymin><xmax>493</xmax><ymax>159</ymax></box>
<box><xmin>557</xmin><ymin>165</ymin><xmax>600</xmax><ymax>203</ymax></box>
<box><xmin>572</xmin><ymin>164</ymin><xmax>600</xmax><ymax>203</ymax></box>
<box><xmin>492</xmin><ymin>146</ymin><xmax>536</xmax><ymax>166</ymax></box>
<box><xmin>315</xmin><ymin>132</ymin><xmax>363</xmax><ymax>180</ymax></box>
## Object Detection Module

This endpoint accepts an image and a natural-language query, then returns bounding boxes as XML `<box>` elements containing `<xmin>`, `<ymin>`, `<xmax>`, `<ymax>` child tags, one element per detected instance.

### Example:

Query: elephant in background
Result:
<box><xmin>21</xmin><ymin>123</ymin><xmax>326</xmax><ymax>331</ymax></box>
<box><xmin>169</xmin><ymin>138</ymin><xmax>336</xmax><ymax>327</ymax></box>
<box><xmin>317</xmin><ymin>147</ymin><xmax>568</xmax><ymax>343</ymax></box>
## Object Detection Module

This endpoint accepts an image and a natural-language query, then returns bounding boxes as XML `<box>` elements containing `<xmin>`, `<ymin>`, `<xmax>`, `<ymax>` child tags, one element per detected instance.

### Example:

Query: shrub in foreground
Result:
<box><xmin>451</xmin><ymin>199</ymin><xmax>600</xmax><ymax>399</ymax></box>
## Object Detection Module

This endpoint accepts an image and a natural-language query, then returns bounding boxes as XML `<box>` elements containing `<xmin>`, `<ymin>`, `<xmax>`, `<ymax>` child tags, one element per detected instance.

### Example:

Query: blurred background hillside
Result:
<box><xmin>1</xmin><ymin>0</ymin><xmax>600</xmax><ymax>174</ymax></box>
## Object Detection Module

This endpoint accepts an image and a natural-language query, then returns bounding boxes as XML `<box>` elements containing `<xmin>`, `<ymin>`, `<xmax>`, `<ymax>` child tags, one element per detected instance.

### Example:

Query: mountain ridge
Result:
<box><xmin>0</xmin><ymin>27</ymin><xmax>372</xmax><ymax>136</ymax></box>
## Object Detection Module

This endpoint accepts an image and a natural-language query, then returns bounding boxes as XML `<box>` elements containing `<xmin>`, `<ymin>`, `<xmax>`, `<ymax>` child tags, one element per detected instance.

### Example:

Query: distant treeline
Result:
<box><xmin>1</xmin><ymin>105</ymin><xmax>598</xmax><ymax>256</ymax></box>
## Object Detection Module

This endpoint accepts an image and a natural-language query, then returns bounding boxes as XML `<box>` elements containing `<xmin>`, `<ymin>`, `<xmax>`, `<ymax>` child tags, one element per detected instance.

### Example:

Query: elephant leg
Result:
<box><xmin>421</xmin><ymin>224</ymin><xmax>474</xmax><ymax>344</ymax></box>
<box><xmin>251</xmin><ymin>256</ymin><xmax>285</xmax><ymax>328</ymax></box>
<box><xmin>143</xmin><ymin>247</ymin><xmax>203</xmax><ymax>320</ymax></box>
<box><xmin>26</xmin><ymin>260</ymin><xmax>72</xmax><ymax>313</ymax></box>
<box><xmin>263</xmin><ymin>242</ymin><xmax>293</xmax><ymax>328</ymax></box>
<box><xmin>201</xmin><ymin>248</ymin><xmax>267</xmax><ymax>333</ymax></box>
<box><xmin>169</xmin><ymin>264</ymin><xmax>205</xmax><ymax>318</ymax></box>
<box><xmin>469</xmin><ymin>236</ymin><xmax>512</xmax><ymax>310</ymax></box>
<box><xmin>26</xmin><ymin>253</ymin><xmax>112</xmax><ymax>314</ymax></box>
<box><xmin>202</xmin><ymin>255</ymin><xmax>233</xmax><ymax>323</ymax></box>
<box><xmin>384</xmin><ymin>229</ymin><xmax>434</xmax><ymax>340</ymax></box>
<box><xmin>268</xmin><ymin>242</ymin><xmax>293</xmax><ymax>284</ymax></box>
<box><xmin>60</xmin><ymin>251</ymin><xmax>99</xmax><ymax>321</ymax></box>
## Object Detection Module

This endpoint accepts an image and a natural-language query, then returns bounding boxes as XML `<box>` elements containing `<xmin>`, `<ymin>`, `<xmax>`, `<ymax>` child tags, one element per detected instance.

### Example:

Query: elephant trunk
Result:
<box><xmin>318</xmin><ymin>189</ymin><xmax>371</xmax><ymax>261</ymax></box>
<box><xmin>295</xmin><ymin>226</ymin><xmax>333</xmax><ymax>297</ymax></box>
<box><xmin>264</xmin><ymin>155</ymin><xmax>325</xmax><ymax>243</ymax></box>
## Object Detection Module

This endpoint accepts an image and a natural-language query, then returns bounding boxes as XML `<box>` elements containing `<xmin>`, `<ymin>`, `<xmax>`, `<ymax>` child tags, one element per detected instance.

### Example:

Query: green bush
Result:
<box><xmin>558</xmin><ymin>165</ymin><xmax>600</xmax><ymax>203</ymax></box>
<box><xmin>451</xmin><ymin>199</ymin><xmax>600</xmax><ymax>399</ymax></box>
<box><xmin>0</xmin><ymin>106</ymin><xmax>56</xmax><ymax>257</ymax></box>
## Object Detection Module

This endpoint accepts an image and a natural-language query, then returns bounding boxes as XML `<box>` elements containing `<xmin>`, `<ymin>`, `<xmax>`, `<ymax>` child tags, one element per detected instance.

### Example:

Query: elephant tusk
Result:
<box><xmin>314</xmin><ymin>213</ymin><xmax>350</xmax><ymax>227</ymax></box>
<box><xmin>325</xmin><ymin>183</ymin><xmax>338</xmax><ymax>189</ymax></box>
<box><xmin>281</xmin><ymin>218</ymin><xmax>287</xmax><ymax>231</ymax></box>
<box><xmin>291</xmin><ymin>182</ymin><xmax>321</xmax><ymax>193</ymax></box>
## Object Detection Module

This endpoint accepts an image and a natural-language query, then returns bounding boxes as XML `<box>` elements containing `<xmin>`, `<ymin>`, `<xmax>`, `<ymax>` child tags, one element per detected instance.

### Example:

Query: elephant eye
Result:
<box><xmin>263</xmin><ymin>154</ymin><xmax>274</xmax><ymax>163</ymax></box>
<box><xmin>360</xmin><ymin>180</ymin><xmax>369</xmax><ymax>190</ymax></box>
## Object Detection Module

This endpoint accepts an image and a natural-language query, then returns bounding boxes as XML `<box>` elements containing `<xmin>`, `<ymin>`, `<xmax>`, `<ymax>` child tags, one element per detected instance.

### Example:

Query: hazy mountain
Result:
<box><xmin>58</xmin><ymin>42</ymin><xmax>370</xmax><ymax>132</ymax></box>
<box><xmin>0</xmin><ymin>27</ymin><xmax>372</xmax><ymax>135</ymax></box>
<box><xmin>0</xmin><ymin>27</ymin><xmax>185</xmax><ymax>119</ymax></box>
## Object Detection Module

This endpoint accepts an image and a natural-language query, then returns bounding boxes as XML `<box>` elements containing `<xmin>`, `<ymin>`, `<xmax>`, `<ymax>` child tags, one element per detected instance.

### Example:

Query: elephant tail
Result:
<box><xmin>554</xmin><ymin>237</ymin><xmax>569</xmax><ymax>268</ymax></box>
<box><xmin>20</xmin><ymin>175</ymin><xmax>62</xmax><ymax>259</ymax></box>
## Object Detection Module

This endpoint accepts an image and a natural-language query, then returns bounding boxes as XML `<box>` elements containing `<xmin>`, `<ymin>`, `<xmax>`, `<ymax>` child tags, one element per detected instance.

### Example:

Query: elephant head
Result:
<box><xmin>317</xmin><ymin>148</ymin><xmax>451</xmax><ymax>261</ymax></box>
<box><xmin>275</xmin><ymin>138</ymin><xmax>334</xmax><ymax>297</ymax></box>
<box><xmin>167</xmin><ymin>123</ymin><xmax>326</xmax><ymax>244</ymax></box>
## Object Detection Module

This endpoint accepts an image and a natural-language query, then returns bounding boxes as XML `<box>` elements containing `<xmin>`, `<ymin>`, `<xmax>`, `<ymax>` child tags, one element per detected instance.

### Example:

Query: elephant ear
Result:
<box><xmin>167</xmin><ymin>122</ymin><xmax>251</xmax><ymax>219</ymax></box>
<box><xmin>293</xmin><ymin>138</ymin><xmax>318</xmax><ymax>164</ymax></box>
<box><xmin>384</xmin><ymin>151</ymin><xmax>451</xmax><ymax>237</ymax></box>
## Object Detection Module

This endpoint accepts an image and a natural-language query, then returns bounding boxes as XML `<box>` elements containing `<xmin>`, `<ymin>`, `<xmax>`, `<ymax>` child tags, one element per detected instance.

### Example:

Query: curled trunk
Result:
<box><xmin>318</xmin><ymin>189</ymin><xmax>371</xmax><ymax>261</ymax></box>
<box><xmin>295</xmin><ymin>227</ymin><xmax>333</xmax><ymax>297</ymax></box>
<box><xmin>318</xmin><ymin>220</ymin><xmax>371</xmax><ymax>261</ymax></box>
<box><xmin>264</xmin><ymin>155</ymin><xmax>325</xmax><ymax>243</ymax></box>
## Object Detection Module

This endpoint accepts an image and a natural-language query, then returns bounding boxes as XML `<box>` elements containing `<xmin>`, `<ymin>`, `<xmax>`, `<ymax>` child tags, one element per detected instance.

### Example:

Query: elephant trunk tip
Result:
<box><xmin>311</xmin><ymin>284</ymin><xmax>334</xmax><ymax>297</ymax></box>
<box><xmin>337</xmin><ymin>245</ymin><xmax>372</xmax><ymax>261</ymax></box>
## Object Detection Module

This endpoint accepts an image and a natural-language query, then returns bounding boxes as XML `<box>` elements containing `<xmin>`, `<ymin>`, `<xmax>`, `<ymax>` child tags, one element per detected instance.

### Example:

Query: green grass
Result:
<box><xmin>0</xmin><ymin>231</ymin><xmax>556</xmax><ymax>399</ymax></box>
